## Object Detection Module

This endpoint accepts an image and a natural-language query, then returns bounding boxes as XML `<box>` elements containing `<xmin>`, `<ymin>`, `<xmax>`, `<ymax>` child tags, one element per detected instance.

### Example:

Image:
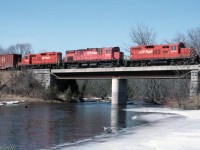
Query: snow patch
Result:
<box><xmin>59</xmin><ymin>107</ymin><xmax>200</xmax><ymax>150</ymax></box>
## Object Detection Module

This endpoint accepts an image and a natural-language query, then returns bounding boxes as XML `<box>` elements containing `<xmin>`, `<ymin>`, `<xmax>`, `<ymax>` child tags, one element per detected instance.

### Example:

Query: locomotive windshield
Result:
<box><xmin>113</xmin><ymin>47</ymin><xmax>120</xmax><ymax>52</ymax></box>
<box><xmin>171</xmin><ymin>46</ymin><xmax>176</xmax><ymax>51</ymax></box>
<box><xmin>179</xmin><ymin>43</ymin><xmax>186</xmax><ymax>48</ymax></box>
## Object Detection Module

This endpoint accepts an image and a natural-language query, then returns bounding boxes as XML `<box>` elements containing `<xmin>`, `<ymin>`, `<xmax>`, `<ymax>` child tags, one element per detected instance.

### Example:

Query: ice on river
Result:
<box><xmin>60</xmin><ymin>107</ymin><xmax>200</xmax><ymax>150</ymax></box>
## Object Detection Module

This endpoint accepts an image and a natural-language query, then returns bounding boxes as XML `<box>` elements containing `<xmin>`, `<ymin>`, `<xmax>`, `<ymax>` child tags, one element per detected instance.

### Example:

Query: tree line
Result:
<box><xmin>0</xmin><ymin>43</ymin><xmax>32</xmax><ymax>56</ymax></box>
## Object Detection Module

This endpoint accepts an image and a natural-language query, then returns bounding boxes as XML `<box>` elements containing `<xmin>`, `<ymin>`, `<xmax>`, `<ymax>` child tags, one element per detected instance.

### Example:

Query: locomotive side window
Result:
<box><xmin>162</xmin><ymin>46</ymin><xmax>169</xmax><ymax>48</ymax></box>
<box><xmin>67</xmin><ymin>56</ymin><xmax>73</xmax><ymax>61</ymax></box>
<box><xmin>106</xmin><ymin>50</ymin><xmax>110</xmax><ymax>54</ymax></box>
<box><xmin>171</xmin><ymin>46</ymin><xmax>176</xmax><ymax>51</ymax></box>
<box><xmin>97</xmin><ymin>49</ymin><xmax>102</xmax><ymax>54</ymax></box>
<box><xmin>145</xmin><ymin>46</ymin><xmax>154</xmax><ymax>48</ymax></box>
<box><xmin>25</xmin><ymin>56</ymin><xmax>28</xmax><ymax>59</ymax></box>
<box><xmin>153</xmin><ymin>50</ymin><xmax>160</xmax><ymax>54</ymax></box>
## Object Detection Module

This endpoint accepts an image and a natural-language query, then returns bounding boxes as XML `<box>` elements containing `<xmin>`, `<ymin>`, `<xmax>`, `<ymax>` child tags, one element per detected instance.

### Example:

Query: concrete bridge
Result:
<box><xmin>32</xmin><ymin>65</ymin><xmax>200</xmax><ymax>105</ymax></box>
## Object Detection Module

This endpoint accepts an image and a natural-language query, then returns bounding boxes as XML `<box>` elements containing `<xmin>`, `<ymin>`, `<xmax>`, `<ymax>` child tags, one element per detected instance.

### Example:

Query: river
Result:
<box><xmin>0</xmin><ymin>102</ymin><xmax>148</xmax><ymax>150</ymax></box>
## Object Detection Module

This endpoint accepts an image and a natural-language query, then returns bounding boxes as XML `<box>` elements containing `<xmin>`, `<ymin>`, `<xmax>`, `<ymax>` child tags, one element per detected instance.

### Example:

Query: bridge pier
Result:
<box><xmin>112</xmin><ymin>78</ymin><xmax>127</xmax><ymax>105</ymax></box>
<box><xmin>190</xmin><ymin>70</ymin><xmax>199</xmax><ymax>97</ymax></box>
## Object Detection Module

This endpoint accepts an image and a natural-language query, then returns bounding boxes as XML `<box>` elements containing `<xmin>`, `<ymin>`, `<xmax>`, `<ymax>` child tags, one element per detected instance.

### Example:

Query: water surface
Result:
<box><xmin>0</xmin><ymin>102</ymin><xmax>147</xmax><ymax>150</ymax></box>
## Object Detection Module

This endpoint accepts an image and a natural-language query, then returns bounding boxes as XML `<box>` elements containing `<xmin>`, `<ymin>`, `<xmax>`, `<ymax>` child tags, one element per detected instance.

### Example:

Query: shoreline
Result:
<box><xmin>0</xmin><ymin>94</ymin><xmax>110</xmax><ymax>104</ymax></box>
<box><xmin>0</xmin><ymin>94</ymin><xmax>62</xmax><ymax>104</ymax></box>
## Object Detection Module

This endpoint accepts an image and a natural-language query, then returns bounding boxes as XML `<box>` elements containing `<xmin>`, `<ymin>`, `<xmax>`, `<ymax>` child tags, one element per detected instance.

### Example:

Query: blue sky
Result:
<box><xmin>0</xmin><ymin>0</ymin><xmax>200</xmax><ymax>54</ymax></box>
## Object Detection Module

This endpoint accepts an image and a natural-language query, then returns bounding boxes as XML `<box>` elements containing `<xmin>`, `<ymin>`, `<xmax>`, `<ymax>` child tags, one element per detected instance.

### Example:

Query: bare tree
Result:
<box><xmin>173</xmin><ymin>32</ymin><xmax>187</xmax><ymax>43</ymax></box>
<box><xmin>139</xmin><ymin>79</ymin><xmax>167</xmax><ymax>104</ymax></box>
<box><xmin>77</xmin><ymin>80</ymin><xmax>111</xmax><ymax>99</ymax></box>
<box><xmin>127</xmin><ymin>79</ymin><xmax>140</xmax><ymax>99</ymax></box>
<box><xmin>165</xmin><ymin>32</ymin><xmax>187</xmax><ymax>44</ymax></box>
<box><xmin>166</xmin><ymin>27</ymin><xmax>200</xmax><ymax>53</ymax></box>
<box><xmin>79</xmin><ymin>80</ymin><xmax>88</xmax><ymax>99</ymax></box>
<box><xmin>7</xmin><ymin>43</ymin><xmax>32</xmax><ymax>56</ymax></box>
<box><xmin>162</xmin><ymin>27</ymin><xmax>200</xmax><ymax>107</ymax></box>
<box><xmin>187</xmin><ymin>27</ymin><xmax>200</xmax><ymax>54</ymax></box>
<box><xmin>129</xmin><ymin>23</ymin><xmax>165</xmax><ymax>104</ymax></box>
<box><xmin>0</xmin><ymin>47</ymin><xmax>6</xmax><ymax>54</ymax></box>
<box><xmin>130</xmin><ymin>23</ymin><xmax>156</xmax><ymax>46</ymax></box>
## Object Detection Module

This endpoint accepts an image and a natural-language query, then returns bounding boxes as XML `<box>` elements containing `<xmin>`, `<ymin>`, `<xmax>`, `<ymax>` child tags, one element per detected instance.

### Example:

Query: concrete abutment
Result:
<box><xmin>190</xmin><ymin>70</ymin><xmax>200</xmax><ymax>97</ymax></box>
<box><xmin>32</xmin><ymin>69</ymin><xmax>78</xmax><ymax>92</ymax></box>
<box><xmin>32</xmin><ymin>69</ymin><xmax>52</xmax><ymax>88</ymax></box>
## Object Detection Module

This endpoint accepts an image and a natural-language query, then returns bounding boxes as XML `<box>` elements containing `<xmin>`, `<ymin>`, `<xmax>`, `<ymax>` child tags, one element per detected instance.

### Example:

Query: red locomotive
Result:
<box><xmin>129</xmin><ymin>43</ymin><xmax>199</xmax><ymax>66</ymax></box>
<box><xmin>18</xmin><ymin>52</ymin><xmax>62</xmax><ymax>69</ymax></box>
<box><xmin>0</xmin><ymin>43</ymin><xmax>199</xmax><ymax>70</ymax></box>
<box><xmin>0</xmin><ymin>54</ymin><xmax>21</xmax><ymax>70</ymax></box>
<box><xmin>64</xmin><ymin>47</ymin><xmax>124</xmax><ymax>68</ymax></box>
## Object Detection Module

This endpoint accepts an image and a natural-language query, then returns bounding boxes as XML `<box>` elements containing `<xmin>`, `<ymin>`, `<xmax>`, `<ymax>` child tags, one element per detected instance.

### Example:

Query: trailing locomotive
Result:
<box><xmin>64</xmin><ymin>47</ymin><xmax>124</xmax><ymax>68</ymax></box>
<box><xmin>0</xmin><ymin>43</ymin><xmax>199</xmax><ymax>70</ymax></box>
<box><xmin>18</xmin><ymin>52</ymin><xmax>62</xmax><ymax>69</ymax></box>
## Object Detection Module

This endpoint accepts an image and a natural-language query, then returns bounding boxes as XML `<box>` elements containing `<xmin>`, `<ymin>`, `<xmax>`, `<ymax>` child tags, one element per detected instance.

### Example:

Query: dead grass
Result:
<box><xmin>181</xmin><ymin>95</ymin><xmax>200</xmax><ymax>110</ymax></box>
<box><xmin>164</xmin><ymin>95</ymin><xmax>200</xmax><ymax>110</ymax></box>
<box><xmin>0</xmin><ymin>71</ymin><xmax>21</xmax><ymax>84</ymax></box>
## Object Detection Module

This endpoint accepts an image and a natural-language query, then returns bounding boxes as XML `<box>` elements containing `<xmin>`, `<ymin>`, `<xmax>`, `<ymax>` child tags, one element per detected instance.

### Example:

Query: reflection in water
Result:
<box><xmin>110</xmin><ymin>105</ymin><xmax>127</xmax><ymax>133</ymax></box>
<box><xmin>0</xmin><ymin>103</ymin><xmax>146</xmax><ymax>150</ymax></box>
<box><xmin>0</xmin><ymin>103</ymin><xmax>112</xmax><ymax>149</ymax></box>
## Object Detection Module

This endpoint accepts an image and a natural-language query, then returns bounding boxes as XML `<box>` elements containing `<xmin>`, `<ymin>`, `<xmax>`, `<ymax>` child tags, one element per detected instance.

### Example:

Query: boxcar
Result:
<box><xmin>18</xmin><ymin>52</ymin><xmax>62</xmax><ymax>69</ymax></box>
<box><xmin>64</xmin><ymin>47</ymin><xmax>124</xmax><ymax>68</ymax></box>
<box><xmin>129</xmin><ymin>43</ymin><xmax>199</xmax><ymax>66</ymax></box>
<box><xmin>0</xmin><ymin>54</ymin><xmax>22</xmax><ymax>70</ymax></box>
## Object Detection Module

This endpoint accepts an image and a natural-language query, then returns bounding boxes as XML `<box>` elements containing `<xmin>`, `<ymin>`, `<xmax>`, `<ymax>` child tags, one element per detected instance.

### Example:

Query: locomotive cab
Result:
<box><xmin>65</xmin><ymin>51</ymin><xmax>75</xmax><ymax>62</ymax></box>
<box><xmin>18</xmin><ymin>54</ymin><xmax>31</xmax><ymax>66</ymax></box>
<box><xmin>179</xmin><ymin>42</ymin><xmax>186</xmax><ymax>49</ymax></box>
<box><xmin>112</xmin><ymin>47</ymin><xmax>123</xmax><ymax>59</ymax></box>
<box><xmin>171</xmin><ymin>42</ymin><xmax>186</xmax><ymax>54</ymax></box>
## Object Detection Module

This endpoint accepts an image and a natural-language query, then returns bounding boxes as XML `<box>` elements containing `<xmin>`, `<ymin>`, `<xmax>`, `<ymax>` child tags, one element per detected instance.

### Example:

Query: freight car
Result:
<box><xmin>0</xmin><ymin>54</ymin><xmax>22</xmax><ymax>70</ymax></box>
<box><xmin>64</xmin><ymin>47</ymin><xmax>124</xmax><ymax>68</ymax></box>
<box><xmin>18</xmin><ymin>52</ymin><xmax>62</xmax><ymax>69</ymax></box>
<box><xmin>128</xmin><ymin>43</ymin><xmax>199</xmax><ymax>66</ymax></box>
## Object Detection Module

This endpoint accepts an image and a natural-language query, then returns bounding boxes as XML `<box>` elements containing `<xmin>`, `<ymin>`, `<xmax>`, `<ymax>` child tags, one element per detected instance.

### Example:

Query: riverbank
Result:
<box><xmin>0</xmin><ymin>94</ymin><xmax>111</xmax><ymax>104</ymax></box>
<box><xmin>0</xmin><ymin>94</ymin><xmax>61</xmax><ymax>103</ymax></box>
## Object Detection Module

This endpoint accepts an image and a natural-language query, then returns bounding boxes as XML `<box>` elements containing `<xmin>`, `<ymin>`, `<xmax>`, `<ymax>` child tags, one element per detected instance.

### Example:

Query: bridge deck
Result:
<box><xmin>50</xmin><ymin>65</ymin><xmax>200</xmax><ymax>79</ymax></box>
<box><xmin>52</xmin><ymin>65</ymin><xmax>199</xmax><ymax>73</ymax></box>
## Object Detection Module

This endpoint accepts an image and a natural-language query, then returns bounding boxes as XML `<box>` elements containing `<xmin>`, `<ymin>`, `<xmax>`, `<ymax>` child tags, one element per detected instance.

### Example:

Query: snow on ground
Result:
<box><xmin>61</xmin><ymin>107</ymin><xmax>200</xmax><ymax>150</ymax></box>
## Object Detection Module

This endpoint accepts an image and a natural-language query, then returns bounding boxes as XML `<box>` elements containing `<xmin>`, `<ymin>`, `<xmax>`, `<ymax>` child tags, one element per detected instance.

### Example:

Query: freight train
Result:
<box><xmin>0</xmin><ymin>43</ymin><xmax>199</xmax><ymax>70</ymax></box>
